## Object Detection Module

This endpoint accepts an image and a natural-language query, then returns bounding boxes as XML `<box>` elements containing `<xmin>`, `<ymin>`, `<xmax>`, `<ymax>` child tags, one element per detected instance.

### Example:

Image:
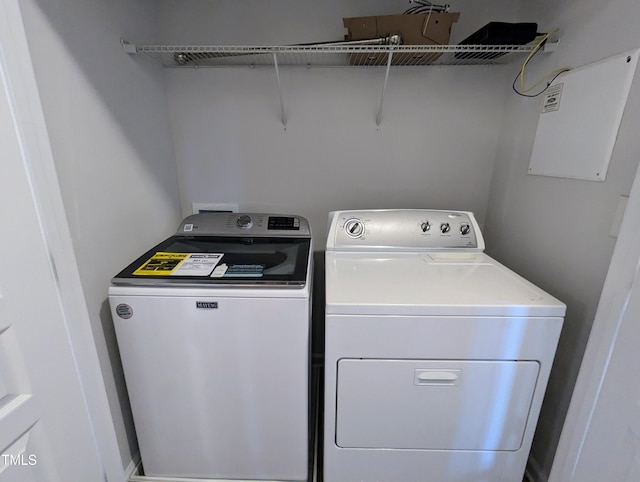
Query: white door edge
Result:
<box><xmin>549</xmin><ymin>150</ymin><xmax>640</xmax><ymax>478</ymax></box>
<box><xmin>0</xmin><ymin>0</ymin><xmax>124</xmax><ymax>480</ymax></box>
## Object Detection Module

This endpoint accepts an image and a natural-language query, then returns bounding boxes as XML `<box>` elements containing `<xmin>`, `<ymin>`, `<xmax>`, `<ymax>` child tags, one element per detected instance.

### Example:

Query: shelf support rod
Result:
<box><xmin>273</xmin><ymin>53</ymin><xmax>287</xmax><ymax>128</ymax></box>
<box><xmin>376</xmin><ymin>47</ymin><xmax>394</xmax><ymax>128</ymax></box>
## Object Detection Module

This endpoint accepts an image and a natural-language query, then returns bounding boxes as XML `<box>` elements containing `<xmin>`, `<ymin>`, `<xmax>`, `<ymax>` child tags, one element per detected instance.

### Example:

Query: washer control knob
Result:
<box><xmin>236</xmin><ymin>215</ymin><xmax>253</xmax><ymax>229</ymax></box>
<box><xmin>460</xmin><ymin>224</ymin><xmax>471</xmax><ymax>235</ymax></box>
<box><xmin>420</xmin><ymin>221</ymin><xmax>431</xmax><ymax>232</ymax></box>
<box><xmin>344</xmin><ymin>218</ymin><xmax>365</xmax><ymax>238</ymax></box>
<box><xmin>440</xmin><ymin>222</ymin><xmax>451</xmax><ymax>234</ymax></box>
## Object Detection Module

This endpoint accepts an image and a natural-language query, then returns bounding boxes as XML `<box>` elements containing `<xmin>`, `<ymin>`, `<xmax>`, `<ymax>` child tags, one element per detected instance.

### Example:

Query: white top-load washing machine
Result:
<box><xmin>109</xmin><ymin>213</ymin><xmax>312</xmax><ymax>481</ymax></box>
<box><xmin>324</xmin><ymin>209</ymin><xmax>565</xmax><ymax>482</ymax></box>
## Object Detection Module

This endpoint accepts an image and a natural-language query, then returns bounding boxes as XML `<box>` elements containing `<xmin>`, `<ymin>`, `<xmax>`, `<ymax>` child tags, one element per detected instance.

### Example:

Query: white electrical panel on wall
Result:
<box><xmin>528</xmin><ymin>49</ymin><xmax>639</xmax><ymax>181</ymax></box>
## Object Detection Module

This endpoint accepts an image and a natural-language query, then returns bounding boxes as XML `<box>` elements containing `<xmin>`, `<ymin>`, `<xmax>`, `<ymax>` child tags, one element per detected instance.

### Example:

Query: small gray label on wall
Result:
<box><xmin>542</xmin><ymin>83</ymin><xmax>563</xmax><ymax>113</ymax></box>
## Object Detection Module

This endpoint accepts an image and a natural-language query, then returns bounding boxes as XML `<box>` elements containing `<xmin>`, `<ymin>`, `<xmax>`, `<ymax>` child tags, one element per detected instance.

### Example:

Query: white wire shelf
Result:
<box><xmin>121</xmin><ymin>40</ymin><xmax>556</xmax><ymax>128</ymax></box>
<box><xmin>123</xmin><ymin>42</ymin><xmax>555</xmax><ymax>68</ymax></box>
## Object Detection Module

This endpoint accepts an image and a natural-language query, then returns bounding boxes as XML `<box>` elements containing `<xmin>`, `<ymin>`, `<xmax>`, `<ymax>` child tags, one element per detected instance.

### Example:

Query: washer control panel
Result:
<box><xmin>177</xmin><ymin>213</ymin><xmax>311</xmax><ymax>237</ymax></box>
<box><xmin>327</xmin><ymin>209</ymin><xmax>484</xmax><ymax>251</ymax></box>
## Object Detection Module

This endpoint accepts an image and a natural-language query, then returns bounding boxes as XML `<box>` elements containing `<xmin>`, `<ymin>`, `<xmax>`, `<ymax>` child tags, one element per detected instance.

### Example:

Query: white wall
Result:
<box><xmin>18</xmin><ymin>0</ymin><xmax>631</xmax><ymax>477</ymax></box>
<box><xmin>18</xmin><ymin>0</ymin><xmax>181</xmax><ymax>471</ymax></box>
<box><xmin>485</xmin><ymin>0</ymin><xmax>640</xmax><ymax>479</ymax></box>
<box><xmin>161</xmin><ymin>0</ymin><xmax>523</xmax><ymax>247</ymax></box>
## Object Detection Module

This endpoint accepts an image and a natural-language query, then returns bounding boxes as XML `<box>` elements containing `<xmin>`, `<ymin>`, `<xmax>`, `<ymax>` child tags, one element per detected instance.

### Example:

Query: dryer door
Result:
<box><xmin>336</xmin><ymin>358</ymin><xmax>539</xmax><ymax>451</ymax></box>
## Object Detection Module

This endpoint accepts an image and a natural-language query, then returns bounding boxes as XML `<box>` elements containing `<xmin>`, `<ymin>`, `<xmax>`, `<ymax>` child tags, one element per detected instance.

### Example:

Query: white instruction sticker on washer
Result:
<box><xmin>541</xmin><ymin>83</ymin><xmax>563</xmax><ymax>113</ymax></box>
<box><xmin>210</xmin><ymin>264</ymin><xmax>264</xmax><ymax>278</ymax></box>
<box><xmin>171</xmin><ymin>253</ymin><xmax>223</xmax><ymax>276</ymax></box>
<box><xmin>211</xmin><ymin>264</ymin><xmax>228</xmax><ymax>278</ymax></box>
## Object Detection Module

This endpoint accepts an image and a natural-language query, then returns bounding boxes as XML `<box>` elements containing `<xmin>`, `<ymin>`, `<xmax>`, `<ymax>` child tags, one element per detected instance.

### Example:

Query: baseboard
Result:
<box><xmin>525</xmin><ymin>454</ymin><xmax>548</xmax><ymax>482</ymax></box>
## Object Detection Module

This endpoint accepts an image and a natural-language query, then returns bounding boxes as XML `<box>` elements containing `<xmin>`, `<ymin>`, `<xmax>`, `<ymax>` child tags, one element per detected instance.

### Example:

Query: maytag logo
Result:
<box><xmin>196</xmin><ymin>301</ymin><xmax>218</xmax><ymax>309</ymax></box>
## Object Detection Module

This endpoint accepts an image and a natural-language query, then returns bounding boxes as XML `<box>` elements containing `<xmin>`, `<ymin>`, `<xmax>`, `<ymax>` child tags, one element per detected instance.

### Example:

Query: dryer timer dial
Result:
<box><xmin>344</xmin><ymin>218</ymin><xmax>365</xmax><ymax>238</ymax></box>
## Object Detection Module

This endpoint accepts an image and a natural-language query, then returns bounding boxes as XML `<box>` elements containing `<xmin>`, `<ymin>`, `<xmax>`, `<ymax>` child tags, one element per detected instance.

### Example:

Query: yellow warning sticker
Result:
<box><xmin>133</xmin><ymin>252</ymin><xmax>190</xmax><ymax>276</ymax></box>
<box><xmin>133</xmin><ymin>252</ymin><xmax>224</xmax><ymax>276</ymax></box>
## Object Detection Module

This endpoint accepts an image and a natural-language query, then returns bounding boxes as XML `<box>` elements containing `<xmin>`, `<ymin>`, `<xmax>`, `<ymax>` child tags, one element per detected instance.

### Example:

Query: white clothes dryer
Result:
<box><xmin>109</xmin><ymin>213</ymin><xmax>312</xmax><ymax>480</ymax></box>
<box><xmin>324</xmin><ymin>209</ymin><xmax>565</xmax><ymax>482</ymax></box>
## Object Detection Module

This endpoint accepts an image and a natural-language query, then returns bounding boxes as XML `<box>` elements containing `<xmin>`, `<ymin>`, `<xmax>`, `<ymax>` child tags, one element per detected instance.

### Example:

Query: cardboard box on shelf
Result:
<box><xmin>342</xmin><ymin>12</ymin><xmax>460</xmax><ymax>65</ymax></box>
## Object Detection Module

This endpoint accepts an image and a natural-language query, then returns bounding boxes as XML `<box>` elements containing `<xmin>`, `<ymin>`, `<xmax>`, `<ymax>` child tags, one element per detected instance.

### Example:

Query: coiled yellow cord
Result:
<box><xmin>518</xmin><ymin>28</ymin><xmax>571</xmax><ymax>93</ymax></box>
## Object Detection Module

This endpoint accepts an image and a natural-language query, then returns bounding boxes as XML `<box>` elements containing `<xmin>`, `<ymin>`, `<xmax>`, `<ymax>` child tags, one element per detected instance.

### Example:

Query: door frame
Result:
<box><xmin>0</xmin><ymin>0</ymin><xmax>123</xmax><ymax>480</ymax></box>
<box><xmin>549</xmin><ymin>159</ymin><xmax>640</xmax><ymax>478</ymax></box>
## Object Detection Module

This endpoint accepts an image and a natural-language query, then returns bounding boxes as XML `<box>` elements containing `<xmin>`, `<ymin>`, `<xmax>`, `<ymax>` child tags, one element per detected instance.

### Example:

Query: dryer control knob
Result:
<box><xmin>440</xmin><ymin>222</ymin><xmax>451</xmax><ymax>234</ymax></box>
<box><xmin>460</xmin><ymin>224</ymin><xmax>471</xmax><ymax>235</ymax></box>
<box><xmin>236</xmin><ymin>215</ymin><xmax>253</xmax><ymax>229</ymax></box>
<box><xmin>344</xmin><ymin>218</ymin><xmax>364</xmax><ymax>238</ymax></box>
<box><xmin>420</xmin><ymin>221</ymin><xmax>431</xmax><ymax>232</ymax></box>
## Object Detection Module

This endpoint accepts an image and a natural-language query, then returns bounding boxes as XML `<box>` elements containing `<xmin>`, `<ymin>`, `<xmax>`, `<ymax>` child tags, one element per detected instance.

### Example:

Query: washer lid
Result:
<box><xmin>325</xmin><ymin>252</ymin><xmax>566</xmax><ymax>317</ymax></box>
<box><xmin>112</xmin><ymin>235</ymin><xmax>311</xmax><ymax>288</ymax></box>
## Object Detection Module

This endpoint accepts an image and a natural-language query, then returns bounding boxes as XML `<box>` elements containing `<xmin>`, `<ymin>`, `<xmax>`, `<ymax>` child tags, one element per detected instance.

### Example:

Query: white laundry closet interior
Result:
<box><xmin>11</xmin><ymin>0</ymin><xmax>640</xmax><ymax>480</ymax></box>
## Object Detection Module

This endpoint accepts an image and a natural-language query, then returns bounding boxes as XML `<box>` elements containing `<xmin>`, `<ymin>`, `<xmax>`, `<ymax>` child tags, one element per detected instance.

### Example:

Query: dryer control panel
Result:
<box><xmin>327</xmin><ymin>209</ymin><xmax>484</xmax><ymax>251</ymax></box>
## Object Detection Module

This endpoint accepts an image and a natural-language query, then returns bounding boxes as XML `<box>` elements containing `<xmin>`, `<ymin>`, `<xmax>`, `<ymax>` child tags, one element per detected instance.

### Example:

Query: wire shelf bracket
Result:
<box><xmin>377</xmin><ymin>47</ymin><xmax>394</xmax><ymax>128</ymax></box>
<box><xmin>273</xmin><ymin>52</ymin><xmax>287</xmax><ymax>128</ymax></box>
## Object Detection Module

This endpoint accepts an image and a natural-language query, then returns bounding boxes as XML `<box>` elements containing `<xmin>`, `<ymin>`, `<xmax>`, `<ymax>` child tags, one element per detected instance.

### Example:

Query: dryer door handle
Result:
<box><xmin>414</xmin><ymin>370</ymin><xmax>460</xmax><ymax>386</ymax></box>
